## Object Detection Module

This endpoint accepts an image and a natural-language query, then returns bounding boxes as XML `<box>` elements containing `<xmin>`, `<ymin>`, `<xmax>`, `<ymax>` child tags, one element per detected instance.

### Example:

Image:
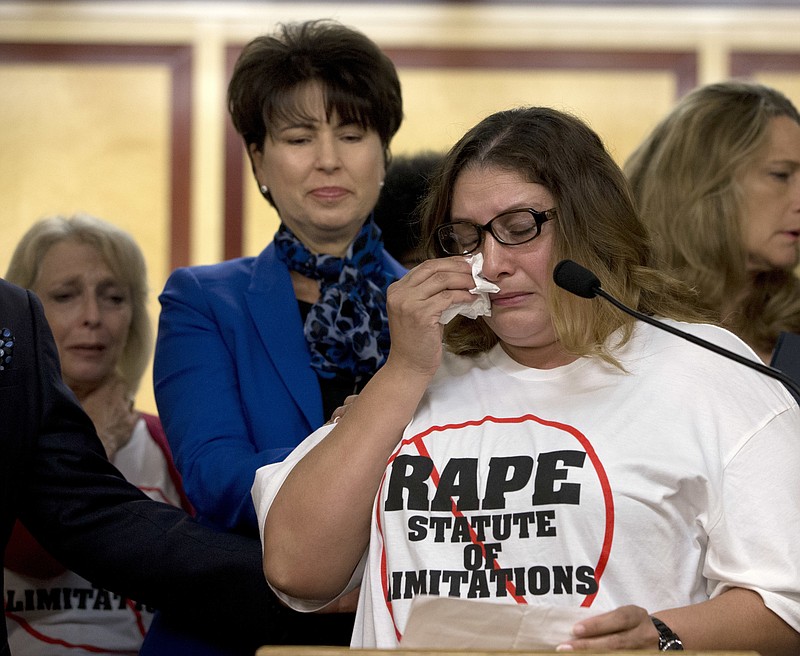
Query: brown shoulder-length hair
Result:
<box><xmin>625</xmin><ymin>80</ymin><xmax>800</xmax><ymax>355</ymax></box>
<box><xmin>420</xmin><ymin>106</ymin><xmax>707</xmax><ymax>366</ymax></box>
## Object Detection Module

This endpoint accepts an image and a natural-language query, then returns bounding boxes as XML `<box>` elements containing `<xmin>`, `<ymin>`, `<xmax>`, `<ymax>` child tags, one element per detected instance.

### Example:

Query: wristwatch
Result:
<box><xmin>650</xmin><ymin>616</ymin><xmax>684</xmax><ymax>651</ymax></box>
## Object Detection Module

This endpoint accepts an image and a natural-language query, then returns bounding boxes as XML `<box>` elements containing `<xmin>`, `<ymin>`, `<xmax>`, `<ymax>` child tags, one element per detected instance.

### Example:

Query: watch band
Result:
<box><xmin>650</xmin><ymin>616</ymin><xmax>684</xmax><ymax>651</ymax></box>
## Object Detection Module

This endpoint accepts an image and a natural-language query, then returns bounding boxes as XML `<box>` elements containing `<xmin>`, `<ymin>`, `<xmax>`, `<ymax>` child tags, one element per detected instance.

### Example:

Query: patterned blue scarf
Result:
<box><xmin>274</xmin><ymin>218</ymin><xmax>395</xmax><ymax>380</ymax></box>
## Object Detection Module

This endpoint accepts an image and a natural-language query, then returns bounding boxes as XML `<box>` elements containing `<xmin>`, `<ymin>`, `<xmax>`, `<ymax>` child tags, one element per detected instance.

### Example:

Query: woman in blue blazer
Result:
<box><xmin>148</xmin><ymin>19</ymin><xmax>406</xmax><ymax>654</ymax></box>
<box><xmin>154</xmin><ymin>236</ymin><xmax>405</xmax><ymax>531</ymax></box>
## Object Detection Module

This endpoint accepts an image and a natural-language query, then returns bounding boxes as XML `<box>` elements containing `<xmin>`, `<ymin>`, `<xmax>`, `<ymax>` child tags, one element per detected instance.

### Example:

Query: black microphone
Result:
<box><xmin>553</xmin><ymin>259</ymin><xmax>800</xmax><ymax>402</ymax></box>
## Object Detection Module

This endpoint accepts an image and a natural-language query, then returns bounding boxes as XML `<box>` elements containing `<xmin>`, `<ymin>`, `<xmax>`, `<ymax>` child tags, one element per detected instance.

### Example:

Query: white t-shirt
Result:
<box><xmin>5</xmin><ymin>416</ymin><xmax>184</xmax><ymax>656</ymax></box>
<box><xmin>252</xmin><ymin>321</ymin><xmax>800</xmax><ymax>648</ymax></box>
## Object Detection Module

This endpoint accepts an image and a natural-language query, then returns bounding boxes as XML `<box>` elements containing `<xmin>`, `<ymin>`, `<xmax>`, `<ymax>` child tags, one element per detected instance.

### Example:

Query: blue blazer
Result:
<box><xmin>154</xmin><ymin>241</ymin><xmax>406</xmax><ymax>532</ymax></box>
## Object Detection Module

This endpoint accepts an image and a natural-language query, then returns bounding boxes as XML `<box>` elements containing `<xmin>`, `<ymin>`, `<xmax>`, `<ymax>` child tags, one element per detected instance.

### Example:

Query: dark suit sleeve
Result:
<box><xmin>8</xmin><ymin>285</ymin><xmax>289</xmax><ymax>649</ymax></box>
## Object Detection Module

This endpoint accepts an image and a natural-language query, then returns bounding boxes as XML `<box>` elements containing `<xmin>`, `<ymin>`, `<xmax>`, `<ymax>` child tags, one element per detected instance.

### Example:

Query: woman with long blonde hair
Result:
<box><xmin>625</xmin><ymin>80</ymin><xmax>800</xmax><ymax>362</ymax></box>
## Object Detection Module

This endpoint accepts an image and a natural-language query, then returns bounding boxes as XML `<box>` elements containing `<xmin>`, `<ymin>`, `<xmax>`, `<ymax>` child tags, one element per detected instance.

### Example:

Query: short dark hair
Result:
<box><xmin>228</xmin><ymin>19</ymin><xmax>403</xmax><ymax>152</ymax></box>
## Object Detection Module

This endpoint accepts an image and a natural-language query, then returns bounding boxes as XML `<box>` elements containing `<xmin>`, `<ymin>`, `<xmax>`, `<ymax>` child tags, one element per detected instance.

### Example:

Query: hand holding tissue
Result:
<box><xmin>439</xmin><ymin>253</ymin><xmax>500</xmax><ymax>324</ymax></box>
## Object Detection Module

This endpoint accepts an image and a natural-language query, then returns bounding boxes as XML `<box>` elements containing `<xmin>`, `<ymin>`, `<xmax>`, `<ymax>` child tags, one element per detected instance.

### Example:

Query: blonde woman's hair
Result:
<box><xmin>420</xmin><ymin>106</ymin><xmax>708</xmax><ymax>368</ymax></box>
<box><xmin>625</xmin><ymin>80</ymin><xmax>800</xmax><ymax>355</ymax></box>
<box><xmin>6</xmin><ymin>213</ymin><xmax>152</xmax><ymax>392</ymax></box>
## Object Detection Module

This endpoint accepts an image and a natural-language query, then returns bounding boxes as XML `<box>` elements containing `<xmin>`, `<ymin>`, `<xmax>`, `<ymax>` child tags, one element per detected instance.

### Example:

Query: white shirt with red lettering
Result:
<box><xmin>252</xmin><ymin>321</ymin><xmax>800</xmax><ymax>648</ymax></box>
<box><xmin>4</xmin><ymin>414</ymin><xmax>186</xmax><ymax>655</ymax></box>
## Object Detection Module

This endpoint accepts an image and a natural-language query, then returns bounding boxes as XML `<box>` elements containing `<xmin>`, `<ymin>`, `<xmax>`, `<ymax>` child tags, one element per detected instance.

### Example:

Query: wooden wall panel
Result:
<box><xmin>730</xmin><ymin>52</ymin><xmax>800</xmax><ymax>109</ymax></box>
<box><xmin>0</xmin><ymin>43</ymin><xmax>192</xmax><ymax>414</ymax></box>
<box><xmin>0</xmin><ymin>43</ymin><xmax>192</xmax><ymax>270</ymax></box>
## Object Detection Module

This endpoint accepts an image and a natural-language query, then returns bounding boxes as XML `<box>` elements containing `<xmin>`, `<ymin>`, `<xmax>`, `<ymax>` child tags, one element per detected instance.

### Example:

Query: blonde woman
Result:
<box><xmin>4</xmin><ymin>214</ymin><xmax>190</xmax><ymax>655</ymax></box>
<box><xmin>625</xmin><ymin>80</ymin><xmax>800</xmax><ymax>362</ymax></box>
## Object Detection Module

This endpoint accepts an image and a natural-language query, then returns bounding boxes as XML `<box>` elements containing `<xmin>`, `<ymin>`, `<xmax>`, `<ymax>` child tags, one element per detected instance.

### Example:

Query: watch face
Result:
<box><xmin>659</xmin><ymin>637</ymin><xmax>684</xmax><ymax>651</ymax></box>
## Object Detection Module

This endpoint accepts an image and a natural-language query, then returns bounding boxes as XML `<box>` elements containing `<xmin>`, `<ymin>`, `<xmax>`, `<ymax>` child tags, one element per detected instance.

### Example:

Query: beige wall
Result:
<box><xmin>2</xmin><ymin>1</ymin><xmax>800</xmax><ymax>413</ymax></box>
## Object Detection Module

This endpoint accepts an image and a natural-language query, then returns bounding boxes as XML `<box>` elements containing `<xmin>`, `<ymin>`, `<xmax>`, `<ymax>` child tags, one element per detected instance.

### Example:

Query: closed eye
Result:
<box><xmin>770</xmin><ymin>171</ymin><xmax>790</xmax><ymax>182</ymax></box>
<box><xmin>50</xmin><ymin>292</ymin><xmax>76</xmax><ymax>303</ymax></box>
<box><xmin>340</xmin><ymin>133</ymin><xmax>364</xmax><ymax>143</ymax></box>
<box><xmin>285</xmin><ymin>136</ymin><xmax>312</xmax><ymax>145</ymax></box>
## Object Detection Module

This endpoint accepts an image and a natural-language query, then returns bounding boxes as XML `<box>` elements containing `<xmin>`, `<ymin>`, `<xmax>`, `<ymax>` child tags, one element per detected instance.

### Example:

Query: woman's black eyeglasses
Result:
<box><xmin>435</xmin><ymin>207</ymin><xmax>557</xmax><ymax>256</ymax></box>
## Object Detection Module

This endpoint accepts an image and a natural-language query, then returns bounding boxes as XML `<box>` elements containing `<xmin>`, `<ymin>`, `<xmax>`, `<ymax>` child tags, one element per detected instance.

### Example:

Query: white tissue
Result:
<box><xmin>439</xmin><ymin>253</ymin><xmax>500</xmax><ymax>324</ymax></box>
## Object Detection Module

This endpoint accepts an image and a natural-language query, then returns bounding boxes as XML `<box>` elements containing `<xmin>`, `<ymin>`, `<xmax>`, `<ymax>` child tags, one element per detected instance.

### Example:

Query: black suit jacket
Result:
<box><xmin>0</xmin><ymin>280</ymin><xmax>293</xmax><ymax>654</ymax></box>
